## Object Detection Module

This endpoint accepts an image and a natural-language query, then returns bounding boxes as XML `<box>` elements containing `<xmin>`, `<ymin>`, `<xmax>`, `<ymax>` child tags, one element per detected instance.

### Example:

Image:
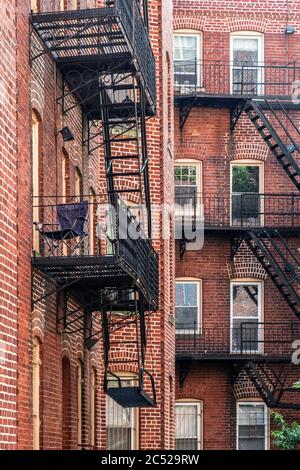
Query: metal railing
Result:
<box><xmin>174</xmin><ymin>60</ymin><xmax>300</xmax><ymax>97</ymax></box>
<box><xmin>174</xmin><ymin>192</ymin><xmax>300</xmax><ymax>228</ymax></box>
<box><xmin>176</xmin><ymin>322</ymin><xmax>300</xmax><ymax>358</ymax></box>
<box><xmin>32</xmin><ymin>195</ymin><xmax>158</xmax><ymax>305</ymax></box>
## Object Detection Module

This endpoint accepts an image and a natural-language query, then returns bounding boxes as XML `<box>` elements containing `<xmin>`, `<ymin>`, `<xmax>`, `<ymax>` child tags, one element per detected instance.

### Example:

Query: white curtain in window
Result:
<box><xmin>233</xmin><ymin>38</ymin><xmax>259</xmax><ymax>63</ymax></box>
<box><xmin>174</xmin><ymin>35</ymin><xmax>198</xmax><ymax>61</ymax></box>
<box><xmin>175</xmin><ymin>405</ymin><xmax>198</xmax><ymax>438</ymax></box>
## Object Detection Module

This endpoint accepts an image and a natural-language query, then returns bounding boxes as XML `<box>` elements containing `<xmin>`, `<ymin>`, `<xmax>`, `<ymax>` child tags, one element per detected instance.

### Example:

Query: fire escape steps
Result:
<box><xmin>244</xmin><ymin>99</ymin><xmax>300</xmax><ymax>191</ymax></box>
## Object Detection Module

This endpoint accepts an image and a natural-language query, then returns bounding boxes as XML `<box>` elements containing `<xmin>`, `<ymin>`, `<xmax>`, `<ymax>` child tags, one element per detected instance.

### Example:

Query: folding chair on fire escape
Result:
<box><xmin>34</xmin><ymin>201</ymin><xmax>88</xmax><ymax>256</ymax></box>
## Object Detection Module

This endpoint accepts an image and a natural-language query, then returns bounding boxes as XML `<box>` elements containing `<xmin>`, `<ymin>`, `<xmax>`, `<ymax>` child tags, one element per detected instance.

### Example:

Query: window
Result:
<box><xmin>237</xmin><ymin>402</ymin><xmax>268</xmax><ymax>450</ymax></box>
<box><xmin>90</xmin><ymin>368</ymin><xmax>96</xmax><ymax>449</ymax></box>
<box><xmin>32</xmin><ymin>111</ymin><xmax>41</xmax><ymax>253</ymax></box>
<box><xmin>231</xmin><ymin>33</ymin><xmax>263</xmax><ymax>95</ymax></box>
<box><xmin>106</xmin><ymin>374</ymin><xmax>138</xmax><ymax>450</ymax></box>
<box><xmin>89</xmin><ymin>188</ymin><xmax>96</xmax><ymax>255</ymax></box>
<box><xmin>174</xmin><ymin>162</ymin><xmax>201</xmax><ymax>212</ymax></box>
<box><xmin>175</xmin><ymin>401</ymin><xmax>202</xmax><ymax>450</ymax></box>
<box><xmin>32</xmin><ymin>337</ymin><xmax>41</xmax><ymax>450</ymax></box>
<box><xmin>174</xmin><ymin>31</ymin><xmax>201</xmax><ymax>91</ymax></box>
<box><xmin>231</xmin><ymin>162</ymin><xmax>263</xmax><ymax>227</ymax></box>
<box><xmin>74</xmin><ymin>167</ymin><xmax>83</xmax><ymax>201</ymax></box>
<box><xmin>31</xmin><ymin>0</ymin><xmax>39</xmax><ymax>12</ymax></box>
<box><xmin>175</xmin><ymin>280</ymin><xmax>201</xmax><ymax>333</ymax></box>
<box><xmin>62</xmin><ymin>357</ymin><xmax>72</xmax><ymax>450</ymax></box>
<box><xmin>231</xmin><ymin>281</ymin><xmax>263</xmax><ymax>354</ymax></box>
<box><xmin>77</xmin><ymin>360</ymin><xmax>83</xmax><ymax>448</ymax></box>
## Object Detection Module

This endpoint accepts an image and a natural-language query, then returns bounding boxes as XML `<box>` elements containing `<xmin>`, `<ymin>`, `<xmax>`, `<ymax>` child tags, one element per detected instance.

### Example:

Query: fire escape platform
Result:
<box><xmin>31</xmin><ymin>4</ymin><xmax>156</xmax><ymax>117</ymax></box>
<box><xmin>176</xmin><ymin>353</ymin><xmax>292</xmax><ymax>364</ymax></box>
<box><xmin>32</xmin><ymin>253</ymin><xmax>158</xmax><ymax>310</ymax></box>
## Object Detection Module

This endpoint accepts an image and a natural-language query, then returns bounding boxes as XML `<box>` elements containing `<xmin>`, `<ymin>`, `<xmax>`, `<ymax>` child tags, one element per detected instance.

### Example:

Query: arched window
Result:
<box><xmin>175</xmin><ymin>399</ymin><xmax>202</xmax><ymax>450</ymax></box>
<box><xmin>89</xmin><ymin>188</ymin><xmax>96</xmax><ymax>255</ymax></box>
<box><xmin>77</xmin><ymin>360</ymin><xmax>83</xmax><ymax>448</ymax></box>
<box><xmin>32</xmin><ymin>111</ymin><xmax>41</xmax><ymax>253</ymax></box>
<box><xmin>90</xmin><ymin>367</ymin><xmax>97</xmax><ymax>448</ymax></box>
<box><xmin>75</xmin><ymin>167</ymin><xmax>83</xmax><ymax>202</ymax></box>
<box><xmin>62</xmin><ymin>356</ymin><xmax>71</xmax><ymax>450</ymax></box>
<box><xmin>32</xmin><ymin>337</ymin><xmax>41</xmax><ymax>450</ymax></box>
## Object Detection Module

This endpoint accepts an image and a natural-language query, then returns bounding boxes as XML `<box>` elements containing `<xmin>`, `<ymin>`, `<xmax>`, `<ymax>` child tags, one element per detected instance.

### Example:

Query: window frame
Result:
<box><xmin>230</xmin><ymin>32</ymin><xmax>264</xmax><ymax>95</ymax></box>
<box><xmin>230</xmin><ymin>280</ymin><xmax>264</xmax><ymax>354</ymax></box>
<box><xmin>174</xmin><ymin>30</ymin><xmax>202</xmax><ymax>89</ymax></box>
<box><xmin>32</xmin><ymin>336</ymin><xmax>41</xmax><ymax>450</ymax></box>
<box><xmin>175</xmin><ymin>400</ymin><xmax>202</xmax><ymax>451</ymax></box>
<box><xmin>106</xmin><ymin>372</ymin><xmax>139</xmax><ymax>450</ymax></box>
<box><xmin>175</xmin><ymin>278</ymin><xmax>202</xmax><ymax>334</ymax></box>
<box><xmin>236</xmin><ymin>400</ymin><xmax>269</xmax><ymax>450</ymax></box>
<box><xmin>230</xmin><ymin>160</ymin><xmax>264</xmax><ymax>227</ymax></box>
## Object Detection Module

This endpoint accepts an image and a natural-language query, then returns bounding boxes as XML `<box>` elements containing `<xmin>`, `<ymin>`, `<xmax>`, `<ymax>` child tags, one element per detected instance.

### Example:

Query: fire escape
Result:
<box><xmin>30</xmin><ymin>1</ymin><xmax>158</xmax><ymax>407</ymax></box>
<box><xmin>174</xmin><ymin>59</ymin><xmax>300</xmax><ymax>409</ymax></box>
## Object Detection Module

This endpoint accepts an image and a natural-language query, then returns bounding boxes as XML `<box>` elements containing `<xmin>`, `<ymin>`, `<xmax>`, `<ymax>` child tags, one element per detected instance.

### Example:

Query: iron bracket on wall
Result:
<box><xmin>230</xmin><ymin>100</ymin><xmax>247</xmax><ymax>131</ymax></box>
<box><xmin>178</xmin><ymin>360</ymin><xmax>193</xmax><ymax>388</ymax></box>
<box><xmin>179</xmin><ymin>97</ymin><xmax>197</xmax><ymax>131</ymax></box>
<box><xmin>231</xmin><ymin>231</ymin><xmax>245</xmax><ymax>259</ymax></box>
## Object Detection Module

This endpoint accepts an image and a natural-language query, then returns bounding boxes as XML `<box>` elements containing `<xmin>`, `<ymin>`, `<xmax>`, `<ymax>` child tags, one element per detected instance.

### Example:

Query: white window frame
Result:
<box><xmin>174</xmin><ymin>30</ymin><xmax>202</xmax><ymax>89</ymax></box>
<box><xmin>175</xmin><ymin>400</ymin><xmax>202</xmax><ymax>450</ymax></box>
<box><xmin>236</xmin><ymin>401</ymin><xmax>269</xmax><ymax>450</ymax></box>
<box><xmin>230</xmin><ymin>32</ymin><xmax>264</xmax><ymax>95</ymax></box>
<box><xmin>230</xmin><ymin>280</ymin><xmax>263</xmax><ymax>354</ymax></box>
<box><xmin>175</xmin><ymin>278</ymin><xmax>202</xmax><ymax>334</ymax></box>
<box><xmin>230</xmin><ymin>160</ymin><xmax>264</xmax><ymax>227</ymax></box>
<box><xmin>106</xmin><ymin>373</ymin><xmax>139</xmax><ymax>450</ymax></box>
<box><xmin>174</xmin><ymin>160</ymin><xmax>202</xmax><ymax>218</ymax></box>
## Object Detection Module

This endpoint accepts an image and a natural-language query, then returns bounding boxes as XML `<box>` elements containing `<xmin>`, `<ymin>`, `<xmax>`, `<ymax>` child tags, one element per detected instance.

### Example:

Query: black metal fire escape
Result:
<box><xmin>30</xmin><ymin>1</ymin><xmax>158</xmax><ymax>407</ymax></box>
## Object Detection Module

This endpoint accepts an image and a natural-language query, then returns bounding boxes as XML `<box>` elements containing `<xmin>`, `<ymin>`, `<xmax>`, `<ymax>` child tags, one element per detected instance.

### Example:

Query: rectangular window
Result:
<box><xmin>175</xmin><ymin>281</ymin><xmax>201</xmax><ymax>333</ymax></box>
<box><xmin>231</xmin><ymin>34</ymin><xmax>263</xmax><ymax>95</ymax></box>
<box><xmin>174</xmin><ymin>33</ymin><xmax>201</xmax><ymax>92</ymax></box>
<box><xmin>106</xmin><ymin>377</ymin><xmax>138</xmax><ymax>450</ymax></box>
<box><xmin>231</xmin><ymin>163</ymin><xmax>262</xmax><ymax>227</ymax></box>
<box><xmin>231</xmin><ymin>282</ymin><xmax>262</xmax><ymax>354</ymax></box>
<box><xmin>175</xmin><ymin>163</ymin><xmax>200</xmax><ymax>211</ymax></box>
<box><xmin>237</xmin><ymin>402</ymin><xmax>268</xmax><ymax>450</ymax></box>
<box><xmin>175</xmin><ymin>402</ymin><xmax>201</xmax><ymax>450</ymax></box>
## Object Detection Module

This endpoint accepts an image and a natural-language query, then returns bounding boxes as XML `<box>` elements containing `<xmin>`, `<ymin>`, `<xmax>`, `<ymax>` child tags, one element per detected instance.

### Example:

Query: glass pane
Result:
<box><xmin>175</xmin><ymin>166</ymin><xmax>197</xmax><ymax>186</ymax></box>
<box><xmin>232</xmin><ymin>193</ymin><xmax>260</xmax><ymax>226</ymax></box>
<box><xmin>176</xmin><ymin>405</ymin><xmax>198</xmax><ymax>438</ymax></box>
<box><xmin>233</xmin><ymin>38</ymin><xmax>259</xmax><ymax>64</ymax></box>
<box><xmin>175</xmin><ymin>186</ymin><xmax>197</xmax><ymax>207</ymax></box>
<box><xmin>232</xmin><ymin>285</ymin><xmax>259</xmax><ymax>318</ymax></box>
<box><xmin>232</xmin><ymin>319</ymin><xmax>259</xmax><ymax>352</ymax></box>
<box><xmin>238</xmin><ymin>437</ymin><xmax>265</xmax><ymax>450</ymax></box>
<box><xmin>106</xmin><ymin>428</ymin><xmax>131</xmax><ymax>451</ymax></box>
<box><xmin>174</xmin><ymin>35</ymin><xmax>198</xmax><ymax>61</ymax></box>
<box><xmin>238</xmin><ymin>404</ymin><xmax>266</xmax><ymax>450</ymax></box>
<box><xmin>232</xmin><ymin>67</ymin><xmax>260</xmax><ymax>95</ymax></box>
<box><xmin>176</xmin><ymin>306</ymin><xmax>198</xmax><ymax>328</ymax></box>
<box><xmin>232</xmin><ymin>166</ymin><xmax>260</xmax><ymax>193</ymax></box>
<box><xmin>175</xmin><ymin>438</ymin><xmax>198</xmax><ymax>450</ymax></box>
<box><xmin>175</xmin><ymin>283</ymin><xmax>198</xmax><ymax>307</ymax></box>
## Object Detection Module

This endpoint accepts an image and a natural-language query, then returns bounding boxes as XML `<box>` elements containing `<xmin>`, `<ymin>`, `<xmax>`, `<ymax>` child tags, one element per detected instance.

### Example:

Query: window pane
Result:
<box><xmin>175</xmin><ymin>283</ymin><xmax>198</xmax><ymax>307</ymax></box>
<box><xmin>232</xmin><ymin>285</ymin><xmax>259</xmax><ymax>318</ymax></box>
<box><xmin>232</xmin><ymin>166</ymin><xmax>260</xmax><ymax>193</ymax></box>
<box><xmin>174</xmin><ymin>35</ymin><xmax>198</xmax><ymax>61</ymax></box>
<box><xmin>238</xmin><ymin>404</ymin><xmax>266</xmax><ymax>450</ymax></box>
<box><xmin>175</xmin><ymin>404</ymin><xmax>200</xmax><ymax>450</ymax></box>
<box><xmin>232</xmin><ymin>319</ymin><xmax>260</xmax><ymax>352</ymax></box>
<box><xmin>176</xmin><ymin>438</ymin><xmax>198</xmax><ymax>450</ymax></box>
<box><xmin>233</xmin><ymin>38</ymin><xmax>259</xmax><ymax>64</ymax></box>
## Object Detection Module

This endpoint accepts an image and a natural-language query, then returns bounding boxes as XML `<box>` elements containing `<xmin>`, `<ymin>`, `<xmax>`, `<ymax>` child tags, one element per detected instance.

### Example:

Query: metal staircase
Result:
<box><xmin>244</xmin><ymin>361</ymin><xmax>300</xmax><ymax>410</ymax></box>
<box><xmin>244</xmin><ymin>99</ymin><xmax>300</xmax><ymax>191</ymax></box>
<box><xmin>243</xmin><ymin>230</ymin><xmax>300</xmax><ymax>320</ymax></box>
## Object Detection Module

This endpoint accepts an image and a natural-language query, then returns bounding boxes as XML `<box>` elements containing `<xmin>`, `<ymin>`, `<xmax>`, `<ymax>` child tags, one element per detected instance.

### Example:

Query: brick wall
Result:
<box><xmin>174</xmin><ymin>0</ymin><xmax>300</xmax><ymax>450</ymax></box>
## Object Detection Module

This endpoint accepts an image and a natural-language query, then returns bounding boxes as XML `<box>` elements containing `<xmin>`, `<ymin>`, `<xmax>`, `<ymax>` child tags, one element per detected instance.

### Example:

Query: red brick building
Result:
<box><xmin>173</xmin><ymin>0</ymin><xmax>300</xmax><ymax>450</ymax></box>
<box><xmin>1</xmin><ymin>0</ymin><xmax>300</xmax><ymax>452</ymax></box>
<box><xmin>0</xmin><ymin>0</ymin><xmax>175</xmax><ymax>450</ymax></box>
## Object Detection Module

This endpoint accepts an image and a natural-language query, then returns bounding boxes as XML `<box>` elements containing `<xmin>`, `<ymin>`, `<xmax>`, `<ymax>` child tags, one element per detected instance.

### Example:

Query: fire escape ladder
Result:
<box><xmin>244</xmin><ymin>361</ymin><xmax>300</xmax><ymax>410</ymax></box>
<box><xmin>244</xmin><ymin>230</ymin><xmax>300</xmax><ymax>320</ymax></box>
<box><xmin>102</xmin><ymin>296</ymin><xmax>156</xmax><ymax>408</ymax></box>
<box><xmin>99</xmin><ymin>76</ymin><xmax>152</xmax><ymax>236</ymax></box>
<box><xmin>244</xmin><ymin>99</ymin><xmax>300</xmax><ymax>191</ymax></box>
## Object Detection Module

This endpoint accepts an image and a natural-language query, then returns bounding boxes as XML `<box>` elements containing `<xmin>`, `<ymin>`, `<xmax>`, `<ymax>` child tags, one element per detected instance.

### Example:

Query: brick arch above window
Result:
<box><xmin>227</xmin><ymin>241</ymin><xmax>267</xmax><ymax>280</ymax></box>
<box><xmin>228</xmin><ymin>142</ymin><xmax>269</xmax><ymax>162</ymax></box>
<box><xmin>233</xmin><ymin>370</ymin><xmax>260</xmax><ymax>400</ymax></box>
<box><xmin>173</xmin><ymin>15</ymin><xmax>206</xmax><ymax>32</ymax></box>
<box><xmin>228</xmin><ymin>18</ymin><xmax>269</xmax><ymax>34</ymax></box>
<box><xmin>32</xmin><ymin>309</ymin><xmax>45</xmax><ymax>343</ymax></box>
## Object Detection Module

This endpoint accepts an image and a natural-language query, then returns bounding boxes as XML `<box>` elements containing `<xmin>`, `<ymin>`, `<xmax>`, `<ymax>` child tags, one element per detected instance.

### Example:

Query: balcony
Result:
<box><xmin>31</xmin><ymin>0</ymin><xmax>156</xmax><ymax>117</ymax></box>
<box><xmin>32</xmin><ymin>195</ymin><xmax>159</xmax><ymax>310</ymax></box>
<box><xmin>175</xmin><ymin>192</ymin><xmax>300</xmax><ymax>235</ymax></box>
<box><xmin>176</xmin><ymin>322</ymin><xmax>300</xmax><ymax>362</ymax></box>
<box><xmin>174</xmin><ymin>60</ymin><xmax>300</xmax><ymax>108</ymax></box>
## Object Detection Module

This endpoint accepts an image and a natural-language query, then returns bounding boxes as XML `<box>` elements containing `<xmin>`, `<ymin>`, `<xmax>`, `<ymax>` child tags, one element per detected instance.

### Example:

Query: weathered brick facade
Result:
<box><xmin>174</xmin><ymin>0</ymin><xmax>300</xmax><ymax>450</ymax></box>
<box><xmin>0</xmin><ymin>0</ymin><xmax>175</xmax><ymax>450</ymax></box>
